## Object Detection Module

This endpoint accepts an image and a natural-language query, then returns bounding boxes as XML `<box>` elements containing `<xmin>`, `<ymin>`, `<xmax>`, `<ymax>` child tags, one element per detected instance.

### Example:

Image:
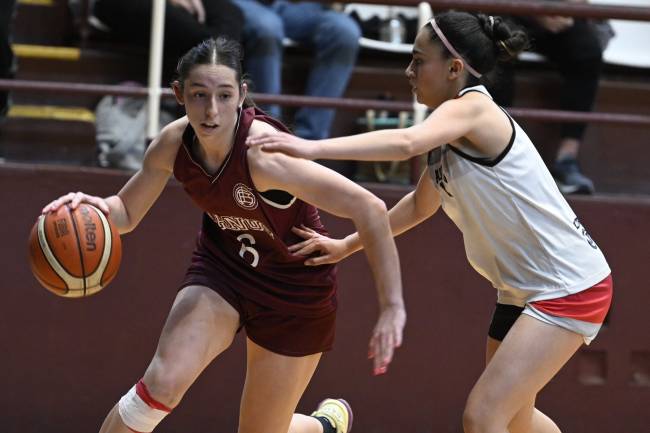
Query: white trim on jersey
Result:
<box><xmin>259</xmin><ymin>193</ymin><xmax>297</xmax><ymax>209</ymax></box>
<box><xmin>428</xmin><ymin>85</ymin><xmax>610</xmax><ymax>306</ymax></box>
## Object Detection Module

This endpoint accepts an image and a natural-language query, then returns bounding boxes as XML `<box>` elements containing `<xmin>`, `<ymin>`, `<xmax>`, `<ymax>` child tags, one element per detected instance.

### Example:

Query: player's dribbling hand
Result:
<box><xmin>369</xmin><ymin>303</ymin><xmax>406</xmax><ymax>376</ymax></box>
<box><xmin>246</xmin><ymin>131</ymin><xmax>316</xmax><ymax>159</ymax></box>
<box><xmin>42</xmin><ymin>192</ymin><xmax>110</xmax><ymax>215</ymax></box>
<box><xmin>289</xmin><ymin>225</ymin><xmax>351</xmax><ymax>265</ymax></box>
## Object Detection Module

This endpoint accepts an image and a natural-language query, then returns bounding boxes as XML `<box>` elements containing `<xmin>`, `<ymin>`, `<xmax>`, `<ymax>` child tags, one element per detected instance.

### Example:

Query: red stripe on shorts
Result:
<box><xmin>531</xmin><ymin>274</ymin><xmax>613</xmax><ymax>324</ymax></box>
<box><xmin>136</xmin><ymin>379</ymin><xmax>172</xmax><ymax>413</ymax></box>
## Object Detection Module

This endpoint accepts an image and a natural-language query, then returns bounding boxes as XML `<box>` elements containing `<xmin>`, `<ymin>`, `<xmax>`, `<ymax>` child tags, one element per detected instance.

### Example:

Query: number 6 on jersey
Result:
<box><xmin>237</xmin><ymin>233</ymin><xmax>259</xmax><ymax>267</ymax></box>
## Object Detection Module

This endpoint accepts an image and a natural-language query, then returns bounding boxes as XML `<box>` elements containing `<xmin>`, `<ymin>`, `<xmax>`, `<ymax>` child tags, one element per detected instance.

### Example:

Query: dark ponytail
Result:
<box><xmin>428</xmin><ymin>11</ymin><xmax>528</xmax><ymax>80</ymax></box>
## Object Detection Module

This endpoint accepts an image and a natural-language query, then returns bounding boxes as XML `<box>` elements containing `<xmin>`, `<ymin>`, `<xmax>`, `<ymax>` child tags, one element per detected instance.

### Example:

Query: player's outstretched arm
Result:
<box><xmin>247</xmin><ymin>98</ymin><xmax>477</xmax><ymax>161</ymax></box>
<box><xmin>290</xmin><ymin>169</ymin><xmax>441</xmax><ymax>265</ymax></box>
<box><xmin>249</xmin><ymin>145</ymin><xmax>405</xmax><ymax>376</ymax></box>
<box><xmin>41</xmin><ymin>119</ymin><xmax>185</xmax><ymax>234</ymax></box>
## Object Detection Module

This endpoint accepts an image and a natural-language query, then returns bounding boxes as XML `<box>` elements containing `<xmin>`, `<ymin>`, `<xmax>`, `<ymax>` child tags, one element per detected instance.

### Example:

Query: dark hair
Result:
<box><xmin>174</xmin><ymin>37</ymin><xmax>254</xmax><ymax>107</ymax></box>
<box><xmin>427</xmin><ymin>11</ymin><xmax>528</xmax><ymax>81</ymax></box>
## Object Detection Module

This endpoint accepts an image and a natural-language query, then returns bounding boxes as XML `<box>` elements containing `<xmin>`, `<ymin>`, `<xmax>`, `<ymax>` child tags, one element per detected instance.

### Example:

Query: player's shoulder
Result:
<box><xmin>159</xmin><ymin>116</ymin><xmax>189</xmax><ymax>143</ymax></box>
<box><xmin>149</xmin><ymin>116</ymin><xmax>188</xmax><ymax>150</ymax></box>
<box><xmin>444</xmin><ymin>91</ymin><xmax>488</xmax><ymax>115</ymax></box>
<box><xmin>247</xmin><ymin>143</ymin><xmax>294</xmax><ymax>176</ymax></box>
<box><xmin>246</xmin><ymin>118</ymin><xmax>302</xmax><ymax>184</ymax></box>
<box><xmin>433</xmin><ymin>91</ymin><xmax>497</xmax><ymax>135</ymax></box>
<box><xmin>247</xmin><ymin>119</ymin><xmax>290</xmax><ymax>164</ymax></box>
<box><xmin>249</xmin><ymin>117</ymin><xmax>279</xmax><ymax>136</ymax></box>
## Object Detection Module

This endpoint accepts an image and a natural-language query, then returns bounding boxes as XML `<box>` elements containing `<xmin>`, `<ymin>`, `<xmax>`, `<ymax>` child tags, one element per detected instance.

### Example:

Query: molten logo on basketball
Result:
<box><xmin>54</xmin><ymin>218</ymin><xmax>69</xmax><ymax>238</ymax></box>
<box><xmin>79</xmin><ymin>205</ymin><xmax>97</xmax><ymax>251</ymax></box>
<box><xmin>233</xmin><ymin>183</ymin><xmax>258</xmax><ymax>210</ymax></box>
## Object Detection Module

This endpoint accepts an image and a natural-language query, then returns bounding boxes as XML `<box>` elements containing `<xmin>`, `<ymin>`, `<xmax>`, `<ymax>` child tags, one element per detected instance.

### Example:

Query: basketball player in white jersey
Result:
<box><xmin>248</xmin><ymin>11</ymin><xmax>613</xmax><ymax>433</ymax></box>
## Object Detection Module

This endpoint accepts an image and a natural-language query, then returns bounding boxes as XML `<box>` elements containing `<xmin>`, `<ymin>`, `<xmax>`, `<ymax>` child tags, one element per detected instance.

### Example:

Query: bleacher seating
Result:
<box><xmin>2</xmin><ymin>0</ymin><xmax>650</xmax><ymax>193</ymax></box>
<box><xmin>1</xmin><ymin>0</ymin><xmax>146</xmax><ymax>164</ymax></box>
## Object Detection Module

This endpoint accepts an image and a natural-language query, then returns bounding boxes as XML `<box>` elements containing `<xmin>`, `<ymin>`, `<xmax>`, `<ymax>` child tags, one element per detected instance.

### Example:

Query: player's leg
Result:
<box><xmin>463</xmin><ymin>314</ymin><xmax>583</xmax><ymax>433</ymax></box>
<box><xmin>99</xmin><ymin>285</ymin><xmax>240</xmax><ymax>433</ymax></box>
<box><xmin>293</xmin><ymin>398</ymin><xmax>353</xmax><ymax>433</ymax></box>
<box><xmin>236</xmin><ymin>338</ymin><xmax>352</xmax><ymax>433</ymax></box>
<box><xmin>485</xmin><ymin>337</ymin><xmax>560</xmax><ymax>433</ymax></box>
<box><xmin>237</xmin><ymin>303</ymin><xmax>350</xmax><ymax>433</ymax></box>
<box><xmin>237</xmin><ymin>338</ymin><xmax>322</xmax><ymax>433</ymax></box>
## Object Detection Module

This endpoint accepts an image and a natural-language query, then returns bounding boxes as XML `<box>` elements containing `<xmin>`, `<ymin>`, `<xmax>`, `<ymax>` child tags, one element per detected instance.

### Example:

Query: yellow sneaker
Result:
<box><xmin>311</xmin><ymin>398</ymin><xmax>353</xmax><ymax>433</ymax></box>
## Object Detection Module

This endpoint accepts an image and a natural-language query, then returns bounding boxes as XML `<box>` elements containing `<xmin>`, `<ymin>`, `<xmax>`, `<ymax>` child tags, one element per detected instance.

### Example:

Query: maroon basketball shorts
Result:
<box><xmin>179</xmin><ymin>266</ymin><xmax>336</xmax><ymax>357</ymax></box>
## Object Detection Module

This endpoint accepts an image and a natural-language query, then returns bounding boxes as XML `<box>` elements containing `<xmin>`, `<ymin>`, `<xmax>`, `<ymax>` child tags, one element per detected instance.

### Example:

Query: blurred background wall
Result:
<box><xmin>2</xmin><ymin>164</ymin><xmax>648</xmax><ymax>433</ymax></box>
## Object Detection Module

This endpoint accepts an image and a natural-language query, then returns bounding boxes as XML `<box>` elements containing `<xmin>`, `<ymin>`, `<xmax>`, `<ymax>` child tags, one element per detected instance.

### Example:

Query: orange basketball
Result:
<box><xmin>28</xmin><ymin>203</ymin><xmax>122</xmax><ymax>298</ymax></box>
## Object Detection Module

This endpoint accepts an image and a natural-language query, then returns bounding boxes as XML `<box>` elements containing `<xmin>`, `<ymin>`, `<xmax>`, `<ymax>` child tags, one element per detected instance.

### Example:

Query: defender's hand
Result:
<box><xmin>246</xmin><ymin>131</ymin><xmax>316</xmax><ymax>160</ymax></box>
<box><xmin>289</xmin><ymin>225</ymin><xmax>350</xmax><ymax>265</ymax></box>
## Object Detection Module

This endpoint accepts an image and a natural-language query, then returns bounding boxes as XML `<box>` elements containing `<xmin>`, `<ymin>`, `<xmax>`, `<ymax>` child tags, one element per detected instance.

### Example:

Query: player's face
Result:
<box><xmin>405</xmin><ymin>29</ymin><xmax>454</xmax><ymax>108</ymax></box>
<box><xmin>176</xmin><ymin>64</ymin><xmax>244</xmax><ymax>138</ymax></box>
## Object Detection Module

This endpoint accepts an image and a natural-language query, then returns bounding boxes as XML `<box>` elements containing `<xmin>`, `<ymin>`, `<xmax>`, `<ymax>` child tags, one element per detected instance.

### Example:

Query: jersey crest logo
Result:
<box><xmin>233</xmin><ymin>183</ymin><xmax>258</xmax><ymax>210</ymax></box>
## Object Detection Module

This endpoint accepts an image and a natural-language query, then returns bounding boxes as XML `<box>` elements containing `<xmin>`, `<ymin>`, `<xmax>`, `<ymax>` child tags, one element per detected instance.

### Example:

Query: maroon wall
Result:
<box><xmin>1</xmin><ymin>164</ymin><xmax>648</xmax><ymax>433</ymax></box>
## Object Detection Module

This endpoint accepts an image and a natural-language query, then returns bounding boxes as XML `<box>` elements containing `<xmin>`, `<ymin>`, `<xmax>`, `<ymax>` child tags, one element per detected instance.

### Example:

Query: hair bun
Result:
<box><xmin>477</xmin><ymin>13</ymin><xmax>495</xmax><ymax>39</ymax></box>
<box><xmin>476</xmin><ymin>13</ymin><xmax>528</xmax><ymax>62</ymax></box>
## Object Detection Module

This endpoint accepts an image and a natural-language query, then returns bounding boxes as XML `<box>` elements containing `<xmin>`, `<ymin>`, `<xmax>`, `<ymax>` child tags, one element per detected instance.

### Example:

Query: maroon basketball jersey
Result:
<box><xmin>173</xmin><ymin>107</ymin><xmax>337</xmax><ymax>316</ymax></box>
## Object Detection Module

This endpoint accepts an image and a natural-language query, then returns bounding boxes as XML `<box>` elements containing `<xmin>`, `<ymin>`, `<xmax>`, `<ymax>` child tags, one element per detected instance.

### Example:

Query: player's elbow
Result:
<box><xmin>119</xmin><ymin>222</ymin><xmax>136</xmax><ymax>235</ymax></box>
<box><xmin>353</xmin><ymin>192</ymin><xmax>388</xmax><ymax>221</ymax></box>
<box><xmin>369</xmin><ymin>195</ymin><xmax>388</xmax><ymax>216</ymax></box>
<box><xmin>112</xmin><ymin>215</ymin><xmax>136</xmax><ymax>234</ymax></box>
<box><xmin>108</xmin><ymin>196</ymin><xmax>137</xmax><ymax>234</ymax></box>
<box><xmin>414</xmin><ymin>196</ymin><xmax>438</xmax><ymax>220</ymax></box>
<box><xmin>395</xmin><ymin>130</ymin><xmax>419</xmax><ymax>160</ymax></box>
<box><xmin>120</xmin><ymin>210</ymin><xmax>143</xmax><ymax>234</ymax></box>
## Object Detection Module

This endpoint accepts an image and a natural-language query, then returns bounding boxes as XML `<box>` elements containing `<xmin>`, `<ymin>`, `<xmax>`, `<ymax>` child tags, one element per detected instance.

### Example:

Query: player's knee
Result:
<box><xmin>142</xmin><ymin>366</ymin><xmax>188</xmax><ymax>409</ymax></box>
<box><xmin>118</xmin><ymin>379</ymin><xmax>174</xmax><ymax>433</ymax></box>
<box><xmin>462</xmin><ymin>397</ymin><xmax>501</xmax><ymax>433</ymax></box>
<box><xmin>508</xmin><ymin>420</ymin><xmax>533</xmax><ymax>433</ymax></box>
<box><xmin>462</xmin><ymin>406</ymin><xmax>483</xmax><ymax>433</ymax></box>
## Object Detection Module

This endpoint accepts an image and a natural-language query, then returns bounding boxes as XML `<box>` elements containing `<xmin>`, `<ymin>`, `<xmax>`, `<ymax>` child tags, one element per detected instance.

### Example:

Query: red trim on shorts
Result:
<box><xmin>531</xmin><ymin>274</ymin><xmax>613</xmax><ymax>324</ymax></box>
<box><xmin>126</xmin><ymin>427</ymin><xmax>144</xmax><ymax>433</ymax></box>
<box><xmin>136</xmin><ymin>380</ymin><xmax>172</xmax><ymax>413</ymax></box>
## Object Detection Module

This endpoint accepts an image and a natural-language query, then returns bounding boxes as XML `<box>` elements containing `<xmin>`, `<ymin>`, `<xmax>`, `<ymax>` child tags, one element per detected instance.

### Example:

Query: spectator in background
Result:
<box><xmin>233</xmin><ymin>0</ymin><xmax>360</xmax><ymax>140</ymax></box>
<box><xmin>0</xmin><ymin>0</ymin><xmax>16</xmax><ymax>119</ymax></box>
<box><xmin>491</xmin><ymin>1</ymin><xmax>608</xmax><ymax>195</ymax></box>
<box><xmin>91</xmin><ymin>0</ymin><xmax>244</xmax><ymax>82</ymax></box>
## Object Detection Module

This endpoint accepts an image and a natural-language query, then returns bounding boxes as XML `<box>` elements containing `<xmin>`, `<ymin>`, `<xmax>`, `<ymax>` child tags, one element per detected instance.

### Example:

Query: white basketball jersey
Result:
<box><xmin>428</xmin><ymin>85</ymin><xmax>610</xmax><ymax>306</ymax></box>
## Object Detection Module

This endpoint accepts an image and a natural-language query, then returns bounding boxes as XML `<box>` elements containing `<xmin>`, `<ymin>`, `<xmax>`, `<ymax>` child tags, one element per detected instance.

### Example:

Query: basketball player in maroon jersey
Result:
<box><xmin>41</xmin><ymin>37</ymin><xmax>404</xmax><ymax>433</ymax></box>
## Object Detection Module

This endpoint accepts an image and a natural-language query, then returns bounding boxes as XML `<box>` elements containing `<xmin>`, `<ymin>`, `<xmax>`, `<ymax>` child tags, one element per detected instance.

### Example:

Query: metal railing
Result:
<box><xmin>2</xmin><ymin>78</ymin><xmax>649</xmax><ymax>127</ymax></box>
<box><xmin>4</xmin><ymin>0</ymin><xmax>650</xmax><ymax>182</ymax></box>
<box><xmin>352</xmin><ymin>0</ymin><xmax>650</xmax><ymax>20</ymax></box>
